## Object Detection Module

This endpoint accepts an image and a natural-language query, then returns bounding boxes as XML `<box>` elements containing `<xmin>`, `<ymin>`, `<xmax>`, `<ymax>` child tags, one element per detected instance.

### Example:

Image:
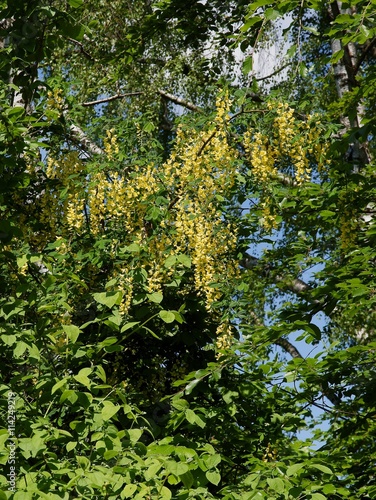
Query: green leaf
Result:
<box><xmin>319</xmin><ymin>210</ymin><xmax>336</xmax><ymax>219</ymax></box>
<box><xmin>143</xmin><ymin>121</ymin><xmax>156</xmax><ymax>133</ymax></box>
<box><xmin>121</xmin><ymin>484</ymin><xmax>137</xmax><ymax>498</ymax></box>
<box><xmin>93</xmin><ymin>291</ymin><xmax>122</xmax><ymax>308</ymax></box>
<box><xmin>1</xmin><ymin>334</ymin><xmax>16</xmax><ymax>346</ymax></box>
<box><xmin>303</xmin><ymin>26</ymin><xmax>320</xmax><ymax>36</ymax></box>
<box><xmin>14</xmin><ymin>341</ymin><xmax>27</xmax><ymax>357</ymax></box>
<box><xmin>303</xmin><ymin>323</ymin><xmax>321</xmax><ymax>340</ymax></box>
<box><xmin>121</xmin><ymin>321</ymin><xmax>140</xmax><ymax>333</ymax></box>
<box><xmin>244</xmin><ymin>473</ymin><xmax>261</xmax><ymax>488</ymax></box>
<box><xmin>96</xmin><ymin>365</ymin><xmax>106</xmax><ymax>383</ymax></box>
<box><xmin>66</xmin><ymin>441</ymin><xmax>77</xmax><ymax>452</ymax></box>
<box><xmin>204</xmin><ymin>454</ymin><xmax>221</xmax><ymax>469</ymax></box>
<box><xmin>4</xmin><ymin>106</ymin><xmax>25</xmax><ymax>120</ymax></box>
<box><xmin>287</xmin><ymin>44</ymin><xmax>297</xmax><ymax>58</ymax></box>
<box><xmin>286</xmin><ymin>463</ymin><xmax>305</xmax><ymax>477</ymax></box>
<box><xmin>60</xmin><ymin>390</ymin><xmax>78</xmax><ymax>404</ymax></box>
<box><xmin>77</xmin><ymin>455</ymin><xmax>90</xmax><ymax>469</ymax></box>
<box><xmin>62</xmin><ymin>324</ymin><xmax>81</xmax><ymax>343</ymax></box>
<box><xmin>185</xmin><ymin>409</ymin><xmax>206</xmax><ymax>428</ymax></box>
<box><xmin>159</xmin><ymin>310</ymin><xmax>175</xmax><ymax>323</ymax></box>
<box><xmin>330</xmin><ymin>49</ymin><xmax>344</xmax><ymax>64</ymax></box>
<box><xmin>19</xmin><ymin>434</ymin><xmax>46</xmax><ymax>458</ymax></box>
<box><xmin>311</xmin><ymin>494</ymin><xmax>327</xmax><ymax>500</ymax></box>
<box><xmin>333</xmin><ymin>13</ymin><xmax>352</xmax><ymax>23</ymax></box>
<box><xmin>101</xmin><ymin>401</ymin><xmax>121</xmax><ymax>421</ymax></box>
<box><xmin>128</xmin><ymin>429</ymin><xmax>143</xmax><ymax>444</ymax></box>
<box><xmin>248</xmin><ymin>0</ymin><xmax>271</xmax><ymax>12</ymax></box>
<box><xmin>177</xmin><ymin>254</ymin><xmax>192</xmax><ymax>267</ymax></box>
<box><xmin>164</xmin><ymin>255</ymin><xmax>177</xmax><ymax>267</ymax></box>
<box><xmin>123</xmin><ymin>243</ymin><xmax>140</xmax><ymax>253</ymax></box>
<box><xmin>144</xmin><ymin>326</ymin><xmax>162</xmax><ymax>339</ymax></box>
<box><xmin>159</xmin><ymin>486</ymin><xmax>172</xmax><ymax>500</ymax></box>
<box><xmin>264</xmin><ymin>8</ymin><xmax>280</xmax><ymax>20</ymax></box>
<box><xmin>360</xmin><ymin>24</ymin><xmax>371</xmax><ymax>41</ymax></box>
<box><xmin>148</xmin><ymin>291</ymin><xmax>163</xmax><ymax>303</ymax></box>
<box><xmin>145</xmin><ymin>461</ymin><xmax>162</xmax><ymax>481</ymax></box>
<box><xmin>299</xmin><ymin>62</ymin><xmax>308</xmax><ymax>77</ymax></box>
<box><xmin>206</xmin><ymin>470</ymin><xmax>221</xmax><ymax>485</ymax></box>
<box><xmin>171</xmin><ymin>398</ymin><xmax>189</xmax><ymax>410</ymax></box>
<box><xmin>68</xmin><ymin>0</ymin><xmax>83</xmax><ymax>7</ymax></box>
<box><xmin>242</xmin><ymin>56</ymin><xmax>253</xmax><ymax>75</ymax></box>
<box><xmin>267</xmin><ymin>477</ymin><xmax>285</xmax><ymax>493</ymax></box>
<box><xmin>185</xmin><ymin>378</ymin><xmax>201</xmax><ymax>394</ymax></box>
<box><xmin>323</xmin><ymin>484</ymin><xmax>336</xmax><ymax>494</ymax></box>
<box><xmin>73</xmin><ymin>368</ymin><xmax>92</xmax><ymax>388</ymax></box>
<box><xmin>148</xmin><ymin>444</ymin><xmax>175</xmax><ymax>455</ymax></box>
<box><xmin>58</xmin><ymin>19</ymin><xmax>85</xmax><ymax>40</ymax></box>
<box><xmin>180</xmin><ymin>470</ymin><xmax>194</xmax><ymax>488</ymax></box>
<box><xmin>165</xmin><ymin>460</ymin><xmax>189</xmax><ymax>476</ymax></box>
<box><xmin>51</xmin><ymin>377</ymin><xmax>69</xmax><ymax>394</ymax></box>
<box><xmin>310</xmin><ymin>464</ymin><xmax>333</xmax><ymax>475</ymax></box>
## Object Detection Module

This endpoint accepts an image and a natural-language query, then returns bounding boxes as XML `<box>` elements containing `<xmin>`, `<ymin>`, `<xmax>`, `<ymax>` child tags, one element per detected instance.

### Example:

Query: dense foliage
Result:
<box><xmin>0</xmin><ymin>0</ymin><xmax>375</xmax><ymax>498</ymax></box>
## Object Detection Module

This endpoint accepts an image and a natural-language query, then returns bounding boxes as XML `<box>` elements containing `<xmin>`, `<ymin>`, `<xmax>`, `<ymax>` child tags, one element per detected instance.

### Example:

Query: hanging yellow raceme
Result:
<box><xmin>36</xmin><ymin>92</ymin><xmax>240</xmax><ymax>327</ymax></box>
<box><xmin>244</xmin><ymin>101</ymin><xmax>330</xmax><ymax>232</ymax></box>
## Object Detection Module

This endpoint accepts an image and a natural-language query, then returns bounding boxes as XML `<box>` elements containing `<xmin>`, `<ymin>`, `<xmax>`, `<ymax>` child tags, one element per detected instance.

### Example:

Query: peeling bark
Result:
<box><xmin>68</xmin><ymin>122</ymin><xmax>104</xmax><ymax>156</ymax></box>
<box><xmin>274</xmin><ymin>337</ymin><xmax>303</xmax><ymax>358</ymax></box>
<box><xmin>329</xmin><ymin>1</ymin><xmax>371</xmax><ymax>166</ymax></box>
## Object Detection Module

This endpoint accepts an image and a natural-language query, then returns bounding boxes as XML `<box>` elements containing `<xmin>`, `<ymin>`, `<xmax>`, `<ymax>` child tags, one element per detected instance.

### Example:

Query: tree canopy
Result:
<box><xmin>0</xmin><ymin>0</ymin><xmax>376</xmax><ymax>498</ymax></box>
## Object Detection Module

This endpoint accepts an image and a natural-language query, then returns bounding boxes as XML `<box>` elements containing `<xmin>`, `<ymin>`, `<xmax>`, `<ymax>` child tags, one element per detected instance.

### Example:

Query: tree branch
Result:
<box><xmin>274</xmin><ymin>337</ymin><xmax>303</xmax><ymax>358</ymax></box>
<box><xmin>355</xmin><ymin>37</ymin><xmax>376</xmax><ymax>73</ymax></box>
<box><xmin>82</xmin><ymin>90</ymin><xmax>202</xmax><ymax>113</ymax></box>
<box><xmin>82</xmin><ymin>92</ymin><xmax>143</xmax><ymax>107</ymax></box>
<box><xmin>255</xmin><ymin>62</ymin><xmax>292</xmax><ymax>82</ymax></box>
<box><xmin>157</xmin><ymin>89</ymin><xmax>203</xmax><ymax>112</ymax></box>
<box><xmin>68</xmin><ymin>122</ymin><xmax>104</xmax><ymax>156</ymax></box>
<box><xmin>240</xmin><ymin>253</ymin><xmax>314</xmax><ymax>298</ymax></box>
<box><xmin>274</xmin><ymin>337</ymin><xmax>341</xmax><ymax>405</ymax></box>
<box><xmin>67</xmin><ymin>37</ymin><xmax>96</xmax><ymax>62</ymax></box>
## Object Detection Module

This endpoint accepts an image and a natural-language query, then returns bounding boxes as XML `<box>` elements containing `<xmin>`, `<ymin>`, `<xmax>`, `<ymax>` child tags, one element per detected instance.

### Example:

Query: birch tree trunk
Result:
<box><xmin>329</xmin><ymin>1</ymin><xmax>371</xmax><ymax>167</ymax></box>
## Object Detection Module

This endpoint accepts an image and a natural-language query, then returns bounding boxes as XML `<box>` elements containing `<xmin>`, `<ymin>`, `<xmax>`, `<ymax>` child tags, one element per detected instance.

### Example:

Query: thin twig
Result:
<box><xmin>82</xmin><ymin>89</ymin><xmax>202</xmax><ymax>113</ymax></box>
<box><xmin>67</xmin><ymin>37</ymin><xmax>96</xmax><ymax>61</ymax></box>
<box><xmin>82</xmin><ymin>92</ymin><xmax>143</xmax><ymax>107</ymax></box>
<box><xmin>255</xmin><ymin>62</ymin><xmax>292</xmax><ymax>82</ymax></box>
<box><xmin>355</xmin><ymin>37</ymin><xmax>376</xmax><ymax>74</ymax></box>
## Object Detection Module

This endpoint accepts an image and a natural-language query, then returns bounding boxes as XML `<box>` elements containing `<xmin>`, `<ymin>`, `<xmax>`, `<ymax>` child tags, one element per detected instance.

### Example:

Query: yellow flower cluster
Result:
<box><xmin>46</xmin><ymin>88</ymin><xmax>64</xmax><ymax>112</ymax></box>
<box><xmin>215</xmin><ymin>320</ymin><xmax>234</xmax><ymax>358</ymax></box>
<box><xmin>244</xmin><ymin>101</ymin><xmax>329</xmax><ymax>231</ymax></box>
<box><xmin>260</xmin><ymin>197</ymin><xmax>278</xmax><ymax>232</ymax></box>
<box><xmin>270</xmin><ymin>102</ymin><xmax>328</xmax><ymax>184</ymax></box>
<box><xmin>104</xmin><ymin>129</ymin><xmax>119</xmax><ymax>159</ymax></box>
<box><xmin>243</xmin><ymin>131</ymin><xmax>277</xmax><ymax>184</ymax></box>
<box><xmin>262</xmin><ymin>443</ymin><xmax>277</xmax><ymax>462</ymax></box>
<box><xmin>160</xmin><ymin>94</ymin><xmax>239</xmax><ymax>308</ymax></box>
<box><xmin>35</xmin><ymin>93</ymin><xmax>240</xmax><ymax>351</ymax></box>
<box><xmin>39</xmin><ymin>152</ymin><xmax>85</xmax><ymax>237</ymax></box>
<box><xmin>338</xmin><ymin>194</ymin><xmax>358</xmax><ymax>251</ymax></box>
<box><xmin>118</xmin><ymin>272</ymin><xmax>134</xmax><ymax>317</ymax></box>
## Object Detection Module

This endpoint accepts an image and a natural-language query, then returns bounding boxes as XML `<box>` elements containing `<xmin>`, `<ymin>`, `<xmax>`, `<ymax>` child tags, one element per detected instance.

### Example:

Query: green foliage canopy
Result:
<box><xmin>0</xmin><ymin>0</ymin><xmax>375</xmax><ymax>498</ymax></box>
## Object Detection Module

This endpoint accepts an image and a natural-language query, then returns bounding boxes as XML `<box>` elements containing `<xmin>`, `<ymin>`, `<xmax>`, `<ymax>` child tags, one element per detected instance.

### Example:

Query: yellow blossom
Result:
<box><xmin>46</xmin><ymin>88</ymin><xmax>64</xmax><ymax>112</ymax></box>
<box><xmin>104</xmin><ymin>128</ymin><xmax>119</xmax><ymax>159</ymax></box>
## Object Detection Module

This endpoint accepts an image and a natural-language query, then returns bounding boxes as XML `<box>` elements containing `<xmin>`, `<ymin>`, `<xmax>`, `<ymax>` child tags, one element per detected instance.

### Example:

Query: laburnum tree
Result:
<box><xmin>0</xmin><ymin>0</ymin><xmax>375</xmax><ymax>498</ymax></box>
